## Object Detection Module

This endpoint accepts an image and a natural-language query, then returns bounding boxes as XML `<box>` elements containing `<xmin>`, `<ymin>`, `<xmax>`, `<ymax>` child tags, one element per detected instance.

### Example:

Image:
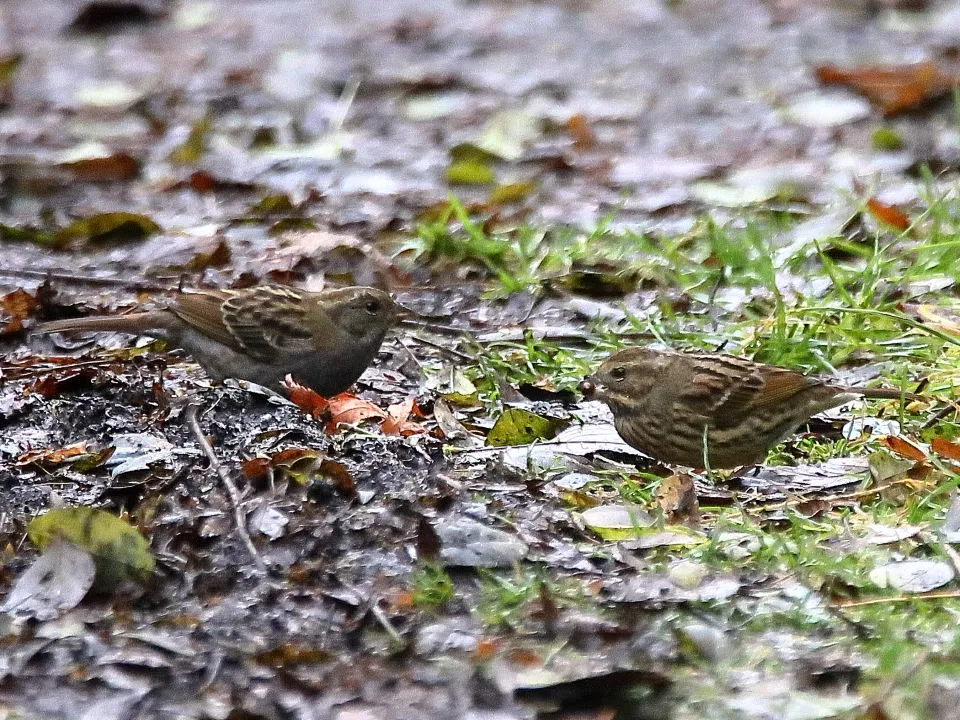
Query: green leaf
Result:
<box><xmin>56</xmin><ymin>212</ymin><xmax>161</xmax><ymax>244</ymax></box>
<box><xmin>871</xmin><ymin>126</ymin><xmax>904</xmax><ymax>151</ymax></box>
<box><xmin>0</xmin><ymin>223</ymin><xmax>60</xmax><ymax>248</ymax></box>
<box><xmin>486</xmin><ymin>408</ymin><xmax>559</xmax><ymax>447</ymax></box>
<box><xmin>168</xmin><ymin>113</ymin><xmax>212</xmax><ymax>165</ymax></box>
<box><xmin>446</xmin><ymin>160</ymin><xmax>495</xmax><ymax>185</ymax></box>
<box><xmin>449</xmin><ymin>142</ymin><xmax>501</xmax><ymax>165</ymax></box>
<box><xmin>0</xmin><ymin>54</ymin><xmax>23</xmax><ymax>84</ymax></box>
<box><xmin>28</xmin><ymin>507</ymin><xmax>155</xmax><ymax>584</ymax></box>
<box><xmin>487</xmin><ymin>181</ymin><xmax>536</xmax><ymax>205</ymax></box>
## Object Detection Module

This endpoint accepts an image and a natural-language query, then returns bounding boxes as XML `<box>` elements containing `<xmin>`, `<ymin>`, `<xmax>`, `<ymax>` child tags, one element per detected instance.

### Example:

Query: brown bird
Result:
<box><xmin>37</xmin><ymin>285</ymin><xmax>398</xmax><ymax>395</ymax></box>
<box><xmin>579</xmin><ymin>347</ymin><xmax>915</xmax><ymax>469</ymax></box>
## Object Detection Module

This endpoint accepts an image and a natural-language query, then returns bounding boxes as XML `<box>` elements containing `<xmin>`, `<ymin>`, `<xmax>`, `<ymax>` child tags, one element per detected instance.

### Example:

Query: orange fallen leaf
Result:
<box><xmin>883</xmin><ymin>435</ymin><xmax>926</xmax><ymax>462</ymax></box>
<box><xmin>241</xmin><ymin>456</ymin><xmax>271</xmax><ymax>481</ymax></box>
<box><xmin>565</xmin><ymin>113</ymin><xmax>595</xmax><ymax>150</ymax></box>
<box><xmin>931</xmin><ymin>437</ymin><xmax>960</xmax><ymax>462</ymax></box>
<box><xmin>0</xmin><ymin>288</ymin><xmax>38</xmax><ymax>334</ymax></box>
<box><xmin>815</xmin><ymin>61</ymin><xmax>957</xmax><ymax>116</ymax></box>
<box><xmin>61</xmin><ymin>153</ymin><xmax>140</xmax><ymax>183</ymax></box>
<box><xmin>866</xmin><ymin>197</ymin><xmax>910</xmax><ymax>231</ymax></box>
<box><xmin>506</xmin><ymin>648</ymin><xmax>543</xmax><ymax>666</ymax></box>
<box><xmin>283</xmin><ymin>375</ymin><xmax>330</xmax><ymax>418</ymax></box>
<box><xmin>285</xmin><ymin>376</ymin><xmax>425</xmax><ymax>436</ymax></box>
<box><xmin>473</xmin><ymin>638</ymin><xmax>500</xmax><ymax>662</ymax></box>
<box><xmin>326</xmin><ymin>393</ymin><xmax>388</xmax><ymax>429</ymax></box>
<box><xmin>381</xmin><ymin>397</ymin><xmax>426</xmax><ymax>436</ymax></box>
<box><xmin>17</xmin><ymin>441</ymin><xmax>90</xmax><ymax>466</ymax></box>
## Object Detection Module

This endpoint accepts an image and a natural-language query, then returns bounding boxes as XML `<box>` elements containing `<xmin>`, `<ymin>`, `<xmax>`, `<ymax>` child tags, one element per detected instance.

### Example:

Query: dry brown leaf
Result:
<box><xmin>931</xmin><ymin>437</ymin><xmax>960</xmax><ymax>462</ymax></box>
<box><xmin>815</xmin><ymin>62</ymin><xmax>957</xmax><ymax>116</ymax></box>
<box><xmin>865</xmin><ymin>197</ymin><xmax>910</xmax><ymax>231</ymax></box>
<box><xmin>0</xmin><ymin>288</ymin><xmax>38</xmax><ymax>334</ymax></box>
<box><xmin>656</xmin><ymin>474</ymin><xmax>700</xmax><ymax>526</ymax></box>
<box><xmin>381</xmin><ymin>397</ymin><xmax>426</xmax><ymax>436</ymax></box>
<box><xmin>882</xmin><ymin>435</ymin><xmax>927</xmax><ymax>462</ymax></box>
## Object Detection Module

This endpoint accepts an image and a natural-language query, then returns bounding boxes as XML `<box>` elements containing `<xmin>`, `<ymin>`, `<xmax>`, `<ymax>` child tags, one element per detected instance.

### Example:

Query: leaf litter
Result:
<box><xmin>0</xmin><ymin>0</ymin><xmax>960</xmax><ymax>717</ymax></box>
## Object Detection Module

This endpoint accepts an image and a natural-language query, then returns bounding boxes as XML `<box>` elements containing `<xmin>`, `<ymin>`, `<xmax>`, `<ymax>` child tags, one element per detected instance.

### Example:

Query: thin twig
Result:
<box><xmin>1</xmin><ymin>357</ymin><xmax>130</xmax><ymax>380</ymax></box>
<box><xmin>401</xmin><ymin>333</ymin><xmax>473</xmax><ymax>362</ymax></box>
<box><xmin>184</xmin><ymin>403</ymin><xmax>266</xmax><ymax>575</ymax></box>
<box><xmin>922</xmin><ymin>401</ymin><xmax>959</xmax><ymax>430</ymax></box>
<box><xmin>831</xmin><ymin>588</ymin><xmax>960</xmax><ymax>608</ymax></box>
<box><xmin>0</xmin><ymin>267</ymin><xmax>171</xmax><ymax>291</ymax></box>
<box><xmin>369</xmin><ymin>601</ymin><xmax>404</xmax><ymax>646</ymax></box>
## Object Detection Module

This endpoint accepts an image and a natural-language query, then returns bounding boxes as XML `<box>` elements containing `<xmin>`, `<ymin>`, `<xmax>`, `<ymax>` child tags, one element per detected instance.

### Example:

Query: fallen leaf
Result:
<box><xmin>57</xmin><ymin>211</ymin><xmax>161</xmax><ymax>244</ymax></box>
<box><xmin>381</xmin><ymin>397</ymin><xmax>426</xmax><ymax>436</ymax></box>
<box><xmin>869</xmin><ymin>560</ymin><xmax>955</xmax><ymax>593</ymax></box>
<box><xmin>28</xmin><ymin>507</ymin><xmax>155</xmax><ymax>584</ymax></box>
<box><xmin>326</xmin><ymin>393</ymin><xmax>389</xmax><ymax>428</ymax></box>
<box><xmin>16</xmin><ymin>441</ymin><xmax>113</xmax><ymax>469</ymax></box>
<box><xmin>486</xmin><ymin>408</ymin><xmax>562</xmax><ymax>447</ymax></box>
<box><xmin>657</xmin><ymin>474</ymin><xmax>700</xmax><ymax>526</ymax></box>
<box><xmin>866</xmin><ymin>197</ymin><xmax>910</xmax><ymax>231</ymax></box>
<box><xmin>1</xmin><ymin>540</ymin><xmax>96</xmax><ymax>620</ymax></box>
<box><xmin>883</xmin><ymin>435</ymin><xmax>926</xmax><ymax>462</ymax></box>
<box><xmin>815</xmin><ymin>62</ymin><xmax>956</xmax><ymax>116</ymax></box>
<box><xmin>446</xmin><ymin>160</ymin><xmax>495</xmax><ymax>185</ymax></box>
<box><xmin>487</xmin><ymin>181</ymin><xmax>536</xmax><ymax>206</ymax></box>
<box><xmin>284</xmin><ymin>375</ymin><xmax>330</xmax><ymax>417</ymax></box>
<box><xmin>0</xmin><ymin>288</ymin><xmax>38</xmax><ymax>334</ymax></box>
<box><xmin>417</xmin><ymin>516</ymin><xmax>441</xmax><ymax>561</ymax></box>
<box><xmin>564</xmin><ymin>113</ymin><xmax>595</xmax><ymax>150</ymax></box>
<box><xmin>60</xmin><ymin>152</ymin><xmax>140</xmax><ymax>183</ymax></box>
<box><xmin>184</xmin><ymin>238</ymin><xmax>230</xmax><ymax>271</ymax></box>
<box><xmin>168</xmin><ymin>113</ymin><xmax>211</xmax><ymax>165</ymax></box>
<box><xmin>932</xmin><ymin>437</ymin><xmax>960</xmax><ymax>461</ymax></box>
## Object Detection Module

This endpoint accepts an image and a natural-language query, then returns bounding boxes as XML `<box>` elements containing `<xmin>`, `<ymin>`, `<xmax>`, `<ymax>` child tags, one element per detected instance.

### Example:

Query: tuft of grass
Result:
<box><xmin>410</xmin><ymin>563</ymin><xmax>456</xmax><ymax>609</ymax></box>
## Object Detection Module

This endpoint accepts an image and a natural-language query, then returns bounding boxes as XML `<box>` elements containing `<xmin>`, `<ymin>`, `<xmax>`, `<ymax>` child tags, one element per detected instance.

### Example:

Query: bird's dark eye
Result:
<box><xmin>610</xmin><ymin>367</ymin><xmax>626</xmax><ymax>381</ymax></box>
<box><xmin>364</xmin><ymin>299</ymin><xmax>380</xmax><ymax>314</ymax></box>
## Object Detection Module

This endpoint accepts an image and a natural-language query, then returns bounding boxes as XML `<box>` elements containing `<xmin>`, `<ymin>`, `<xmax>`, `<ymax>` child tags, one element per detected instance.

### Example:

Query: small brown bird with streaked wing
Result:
<box><xmin>37</xmin><ymin>285</ymin><xmax>398</xmax><ymax>395</ymax></box>
<box><xmin>579</xmin><ymin>347</ymin><xmax>915</xmax><ymax>469</ymax></box>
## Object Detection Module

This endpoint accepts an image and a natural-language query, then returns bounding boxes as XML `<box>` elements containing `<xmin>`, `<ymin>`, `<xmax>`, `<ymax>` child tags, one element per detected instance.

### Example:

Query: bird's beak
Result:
<box><xmin>578</xmin><ymin>376</ymin><xmax>604</xmax><ymax>399</ymax></box>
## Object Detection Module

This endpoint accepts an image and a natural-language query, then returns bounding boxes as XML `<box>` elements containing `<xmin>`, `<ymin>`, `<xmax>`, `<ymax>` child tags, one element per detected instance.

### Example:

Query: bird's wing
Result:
<box><xmin>679</xmin><ymin>356</ymin><xmax>816</xmax><ymax>428</ymax></box>
<box><xmin>170</xmin><ymin>286</ymin><xmax>312</xmax><ymax>362</ymax></box>
<box><xmin>224</xmin><ymin>287</ymin><xmax>321</xmax><ymax>360</ymax></box>
<box><xmin>169</xmin><ymin>290</ymin><xmax>241</xmax><ymax>349</ymax></box>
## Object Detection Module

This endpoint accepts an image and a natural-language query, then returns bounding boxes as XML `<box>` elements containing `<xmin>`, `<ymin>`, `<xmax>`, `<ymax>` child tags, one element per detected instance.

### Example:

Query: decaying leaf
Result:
<box><xmin>865</xmin><ymin>197</ymin><xmax>910</xmax><ymax>231</ymax></box>
<box><xmin>168</xmin><ymin>113</ymin><xmax>212</xmax><ymax>165</ymax></box>
<box><xmin>1</xmin><ymin>539</ymin><xmax>96</xmax><ymax>620</ymax></box>
<box><xmin>60</xmin><ymin>152</ymin><xmax>141</xmax><ymax>183</ymax></box>
<box><xmin>0</xmin><ymin>288</ymin><xmax>38</xmax><ymax>334</ymax></box>
<box><xmin>869</xmin><ymin>560</ymin><xmax>955</xmax><ymax>593</ymax></box>
<box><xmin>657</xmin><ymin>474</ymin><xmax>700</xmax><ymax>527</ymax></box>
<box><xmin>57</xmin><ymin>211</ymin><xmax>161</xmax><ymax>244</ymax></box>
<box><xmin>28</xmin><ymin>507</ymin><xmax>155</xmax><ymax>584</ymax></box>
<box><xmin>815</xmin><ymin>62</ymin><xmax>957</xmax><ymax>116</ymax></box>
<box><xmin>486</xmin><ymin>408</ymin><xmax>563</xmax><ymax>447</ymax></box>
<box><xmin>283</xmin><ymin>377</ymin><xmax>426</xmax><ymax>436</ymax></box>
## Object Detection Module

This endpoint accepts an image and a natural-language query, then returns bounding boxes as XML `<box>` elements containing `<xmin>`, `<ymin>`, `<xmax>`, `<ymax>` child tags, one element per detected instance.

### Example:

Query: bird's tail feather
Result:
<box><xmin>36</xmin><ymin>312</ymin><xmax>174</xmax><ymax>335</ymax></box>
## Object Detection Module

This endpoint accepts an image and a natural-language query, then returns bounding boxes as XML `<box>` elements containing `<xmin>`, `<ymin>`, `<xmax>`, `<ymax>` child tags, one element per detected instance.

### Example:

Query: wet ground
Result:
<box><xmin>2</xmin><ymin>0</ymin><xmax>960</xmax><ymax>718</ymax></box>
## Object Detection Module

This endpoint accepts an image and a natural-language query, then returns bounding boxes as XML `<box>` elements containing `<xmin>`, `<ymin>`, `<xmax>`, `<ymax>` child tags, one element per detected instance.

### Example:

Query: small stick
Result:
<box><xmin>831</xmin><ymin>588</ymin><xmax>960</xmax><ymax>608</ymax></box>
<box><xmin>922</xmin><ymin>401</ymin><xmax>958</xmax><ymax>430</ymax></box>
<box><xmin>0</xmin><ymin>267</ymin><xmax>171</xmax><ymax>292</ymax></box>
<box><xmin>184</xmin><ymin>403</ymin><xmax>266</xmax><ymax>575</ymax></box>
<box><xmin>401</xmin><ymin>334</ymin><xmax>473</xmax><ymax>362</ymax></box>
